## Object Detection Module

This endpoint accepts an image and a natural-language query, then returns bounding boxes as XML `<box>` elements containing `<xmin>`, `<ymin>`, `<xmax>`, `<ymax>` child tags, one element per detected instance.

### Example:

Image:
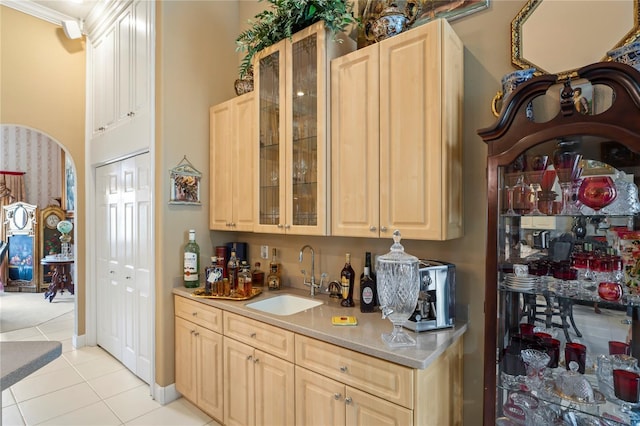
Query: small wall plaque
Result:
<box><xmin>169</xmin><ymin>156</ymin><xmax>201</xmax><ymax>205</ymax></box>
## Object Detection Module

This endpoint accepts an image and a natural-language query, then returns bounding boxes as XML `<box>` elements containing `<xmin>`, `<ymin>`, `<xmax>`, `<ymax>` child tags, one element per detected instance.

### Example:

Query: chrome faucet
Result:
<box><xmin>299</xmin><ymin>244</ymin><xmax>321</xmax><ymax>296</ymax></box>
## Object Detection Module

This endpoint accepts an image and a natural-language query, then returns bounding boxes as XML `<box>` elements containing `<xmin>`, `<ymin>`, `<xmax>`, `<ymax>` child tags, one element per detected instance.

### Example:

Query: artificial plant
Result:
<box><xmin>235</xmin><ymin>0</ymin><xmax>358</xmax><ymax>78</ymax></box>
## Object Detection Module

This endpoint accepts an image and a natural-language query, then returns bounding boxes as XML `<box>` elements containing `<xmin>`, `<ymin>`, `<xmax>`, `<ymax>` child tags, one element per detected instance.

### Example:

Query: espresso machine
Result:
<box><xmin>404</xmin><ymin>260</ymin><xmax>456</xmax><ymax>332</ymax></box>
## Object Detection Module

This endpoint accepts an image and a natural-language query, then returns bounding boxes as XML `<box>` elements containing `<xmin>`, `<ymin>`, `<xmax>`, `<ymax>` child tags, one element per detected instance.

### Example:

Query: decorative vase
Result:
<box><xmin>234</xmin><ymin>67</ymin><xmax>254</xmax><ymax>96</ymax></box>
<box><xmin>491</xmin><ymin>68</ymin><xmax>536</xmax><ymax>119</ymax></box>
<box><xmin>608</xmin><ymin>41</ymin><xmax>640</xmax><ymax>72</ymax></box>
<box><xmin>367</xmin><ymin>0</ymin><xmax>421</xmax><ymax>43</ymax></box>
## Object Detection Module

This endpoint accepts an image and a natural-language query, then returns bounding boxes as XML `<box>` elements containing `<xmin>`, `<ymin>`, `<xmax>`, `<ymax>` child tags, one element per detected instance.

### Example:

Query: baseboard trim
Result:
<box><xmin>153</xmin><ymin>382</ymin><xmax>180</xmax><ymax>405</ymax></box>
<box><xmin>72</xmin><ymin>333</ymin><xmax>85</xmax><ymax>348</ymax></box>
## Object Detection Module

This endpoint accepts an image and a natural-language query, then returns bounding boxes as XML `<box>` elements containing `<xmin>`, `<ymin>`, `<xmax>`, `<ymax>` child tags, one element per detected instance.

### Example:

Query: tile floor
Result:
<box><xmin>1</xmin><ymin>309</ymin><xmax>220</xmax><ymax>426</ymax></box>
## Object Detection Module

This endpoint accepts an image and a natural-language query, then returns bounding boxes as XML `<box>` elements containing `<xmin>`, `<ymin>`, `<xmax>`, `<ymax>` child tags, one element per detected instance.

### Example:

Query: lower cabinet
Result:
<box><xmin>295</xmin><ymin>366</ymin><xmax>412</xmax><ymax>426</ymax></box>
<box><xmin>175</xmin><ymin>316</ymin><xmax>223</xmax><ymax>421</ymax></box>
<box><xmin>174</xmin><ymin>295</ymin><xmax>464</xmax><ymax>426</ymax></box>
<box><xmin>224</xmin><ymin>337</ymin><xmax>295</xmax><ymax>426</ymax></box>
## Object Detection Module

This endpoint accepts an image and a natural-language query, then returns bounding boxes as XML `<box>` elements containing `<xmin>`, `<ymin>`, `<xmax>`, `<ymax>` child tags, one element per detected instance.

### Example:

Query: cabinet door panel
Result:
<box><xmin>174</xmin><ymin>296</ymin><xmax>222</xmax><ymax>333</ymax></box>
<box><xmin>331</xmin><ymin>46</ymin><xmax>380</xmax><ymax>238</ymax></box>
<box><xmin>210</xmin><ymin>102</ymin><xmax>234</xmax><ymax>230</ymax></box>
<box><xmin>255</xmin><ymin>350</ymin><xmax>294</xmax><ymax>426</ymax></box>
<box><xmin>224</xmin><ymin>338</ymin><xmax>255</xmax><ymax>426</ymax></box>
<box><xmin>174</xmin><ymin>317</ymin><xmax>197</xmax><ymax>402</ymax></box>
<box><xmin>198</xmin><ymin>328</ymin><xmax>223</xmax><ymax>421</ymax></box>
<box><xmin>234</xmin><ymin>93</ymin><xmax>256</xmax><ymax>231</ymax></box>
<box><xmin>379</xmin><ymin>23</ymin><xmax>441</xmax><ymax>240</ymax></box>
<box><xmin>295</xmin><ymin>366</ymin><xmax>345</xmax><ymax>426</ymax></box>
<box><xmin>346</xmin><ymin>387</ymin><xmax>413</xmax><ymax>426</ymax></box>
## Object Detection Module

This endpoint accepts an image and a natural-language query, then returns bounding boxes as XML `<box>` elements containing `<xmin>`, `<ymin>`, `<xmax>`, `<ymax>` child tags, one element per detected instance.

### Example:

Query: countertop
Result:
<box><xmin>173</xmin><ymin>287</ymin><xmax>467</xmax><ymax>370</ymax></box>
<box><xmin>1</xmin><ymin>341</ymin><xmax>62</xmax><ymax>390</ymax></box>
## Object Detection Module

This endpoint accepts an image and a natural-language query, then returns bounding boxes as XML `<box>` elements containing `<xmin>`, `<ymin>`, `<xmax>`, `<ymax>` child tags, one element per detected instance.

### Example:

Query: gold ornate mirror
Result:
<box><xmin>512</xmin><ymin>0</ymin><xmax>640</xmax><ymax>78</ymax></box>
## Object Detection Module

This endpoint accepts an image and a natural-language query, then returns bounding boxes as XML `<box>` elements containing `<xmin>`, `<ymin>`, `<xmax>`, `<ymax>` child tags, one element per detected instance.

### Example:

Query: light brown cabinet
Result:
<box><xmin>296</xmin><ymin>366</ymin><xmax>413</xmax><ymax>426</ymax></box>
<box><xmin>223</xmin><ymin>314</ymin><xmax>295</xmax><ymax>426</ymax></box>
<box><xmin>174</xmin><ymin>297</ymin><xmax>223</xmax><ymax>422</ymax></box>
<box><xmin>331</xmin><ymin>18</ymin><xmax>463</xmax><ymax>240</ymax></box>
<box><xmin>254</xmin><ymin>21</ymin><xmax>355</xmax><ymax>235</ymax></box>
<box><xmin>209</xmin><ymin>93</ymin><xmax>255</xmax><ymax>231</ymax></box>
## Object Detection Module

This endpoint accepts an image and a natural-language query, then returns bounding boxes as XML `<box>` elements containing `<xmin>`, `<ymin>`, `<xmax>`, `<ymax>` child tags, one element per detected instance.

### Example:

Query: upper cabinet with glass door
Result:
<box><xmin>253</xmin><ymin>21</ymin><xmax>356</xmax><ymax>235</ymax></box>
<box><xmin>478</xmin><ymin>63</ymin><xmax>640</xmax><ymax>425</ymax></box>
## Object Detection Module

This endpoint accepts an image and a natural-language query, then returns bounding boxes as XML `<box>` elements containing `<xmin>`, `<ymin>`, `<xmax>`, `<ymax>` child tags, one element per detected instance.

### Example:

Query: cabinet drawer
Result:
<box><xmin>223</xmin><ymin>312</ymin><xmax>294</xmax><ymax>362</ymax></box>
<box><xmin>174</xmin><ymin>296</ymin><xmax>222</xmax><ymax>333</ymax></box>
<box><xmin>295</xmin><ymin>335</ymin><xmax>413</xmax><ymax>409</ymax></box>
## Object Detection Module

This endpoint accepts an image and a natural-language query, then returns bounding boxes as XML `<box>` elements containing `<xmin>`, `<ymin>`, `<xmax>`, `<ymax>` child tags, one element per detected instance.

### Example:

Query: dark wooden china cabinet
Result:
<box><xmin>478</xmin><ymin>62</ymin><xmax>640</xmax><ymax>425</ymax></box>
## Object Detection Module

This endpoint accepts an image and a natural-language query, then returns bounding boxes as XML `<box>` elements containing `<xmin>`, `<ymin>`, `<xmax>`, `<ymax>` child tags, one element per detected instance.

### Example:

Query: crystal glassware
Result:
<box><xmin>503</xmin><ymin>155</ymin><xmax>527</xmax><ymax>216</ymax></box>
<box><xmin>553</xmin><ymin>149</ymin><xmax>583</xmax><ymax>215</ymax></box>
<box><xmin>375</xmin><ymin>230</ymin><xmax>420</xmax><ymax>348</ymax></box>
<box><xmin>521</xmin><ymin>349</ymin><xmax>550</xmax><ymax>391</ymax></box>
<box><xmin>578</xmin><ymin>176</ymin><xmax>618</xmax><ymax>212</ymax></box>
<box><xmin>524</xmin><ymin>154</ymin><xmax>549</xmax><ymax>215</ymax></box>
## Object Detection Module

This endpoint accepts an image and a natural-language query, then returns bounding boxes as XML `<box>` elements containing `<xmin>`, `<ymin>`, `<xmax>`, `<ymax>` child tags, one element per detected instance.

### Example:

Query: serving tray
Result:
<box><xmin>191</xmin><ymin>287</ymin><xmax>262</xmax><ymax>301</ymax></box>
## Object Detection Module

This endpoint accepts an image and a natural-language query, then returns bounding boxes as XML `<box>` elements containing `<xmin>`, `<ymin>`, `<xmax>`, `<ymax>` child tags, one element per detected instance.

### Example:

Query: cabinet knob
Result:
<box><xmin>194</xmin><ymin>332</ymin><xmax>199</xmax><ymax>337</ymax></box>
<box><xmin>125</xmin><ymin>276</ymin><xmax>131</xmax><ymax>280</ymax></box>
<box><xmin>285</xmin><ymin>224</ymin><xmax>291</xmax><ymax>229</ymax></box>
<box><xmin>192</xmin><ymin>312</ymin><xmax>197</xmax><ymax>316</ymax></box>
<box><xmin>247</xmin><ymin>355</ymin><xmax>253</xmax><ymax>361</ymax></box>
<box><xmin>339</xmin><ymin>366</ymin><xmax>348</xmax><ymax>373</ymax></box>
<box><xmin>250</xmin><ymin>332</ymin><xmax>257</xmax><ymax>338</ymax></box>
<box><xmin>190</xmin><ymin>329</ymin><xmax>195</xmax><ymax>335</ymax></box>
<box><xmin>277</xmin><ymin>224</ymin><xmax>284</xmax><ymax>229</ymax></box>
<box><xmin>128</xmin><ymin>111</ymin><xmax>135</xmax><ymax>117</ymax></box>
<box><xmin>253</xmin><ymin>358</ymin><xmax>259</xmax><ymax>364</ymax></box>
<box><xmin>345</xmin><ymin>397</ymin><xmax>352</xmax><ymax>405</ymax></box>
<box><xmin>380</xmin><ymin>226</ymin><xmax>388</xmax><ymax>232</ymax></box>
<box><xmin>109</xmin><ymin>270</ymin><xmax>115</xmax><ymax>274</ymax></box>
<box><xmin>369</xmin><ymin>226</ymin><xmax>377</xmax><ymax>232</ymax></box>
<box><xmin>231</xmin><ymin>222</ymin><xmax>236</xmax><ymax>227</ymax></box>
<box><xmin>333</xmin><ymin>393</ymin><xmax>342</xmax><ymax>400</ymax></box>
<box><xmin>98</xmin><ymin>126</ymin><xmax>106</xmax><ymax>131</ymax></box>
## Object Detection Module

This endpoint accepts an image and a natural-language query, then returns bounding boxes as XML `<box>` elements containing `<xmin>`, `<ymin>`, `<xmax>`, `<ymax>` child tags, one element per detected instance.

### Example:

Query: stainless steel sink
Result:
<box><xmin>245</xmin><ymin>294</ymin><xmax>323</xmax><ymax>316</ymax></box>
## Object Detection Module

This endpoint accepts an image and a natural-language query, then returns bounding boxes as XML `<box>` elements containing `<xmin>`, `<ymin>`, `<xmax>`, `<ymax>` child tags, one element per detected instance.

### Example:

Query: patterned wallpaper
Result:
<box><xmin>0</xmin><ymin>125</ymin><xmax>62</xmax><ymax>209</ymax></box>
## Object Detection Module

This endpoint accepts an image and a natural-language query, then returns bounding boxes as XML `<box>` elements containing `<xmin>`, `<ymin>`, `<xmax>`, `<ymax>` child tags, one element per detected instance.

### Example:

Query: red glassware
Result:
<box><xmin>552</xmin><ymin>150</ymin><xmax>583</xmax><ymax>214</ymax></box>
<box><xmin>578</xmin><ymin>176</ymin><xmax>617</xmax><ymax>211</ymax></box>
<box><xmin>614</xmin><ymin>369</ymin><xmax>640</xmax><ymax>402</ymax></box>
<box><xmin>598</xmin><ymin>281</ymin><xmax>623</xmax><ymax>302</ymax></box>
<box><xmin>540</xmin><ymin>169</ymin><xmax>557</xmax><ymax>192</ymax></box>
<box><xmin>609</xmin><ymin>341</ymin><xmax>631</xmax><ymax>356</ymax></box>
<box><xmin>565</xmin><ymin>342</ymin><xmax>587</xmax><ymax>374</ymax></box>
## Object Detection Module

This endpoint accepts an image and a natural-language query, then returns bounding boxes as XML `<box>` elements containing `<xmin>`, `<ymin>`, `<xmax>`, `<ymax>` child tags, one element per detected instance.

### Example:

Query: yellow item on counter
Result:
<box><xmin>331</xmin><ymin>316</ymin><xmax>358</xmax><ymax>326</ymax></box>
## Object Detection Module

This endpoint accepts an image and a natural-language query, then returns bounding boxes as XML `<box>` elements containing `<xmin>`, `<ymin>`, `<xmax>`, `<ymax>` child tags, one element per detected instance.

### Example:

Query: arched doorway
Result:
<box><xmin>0</xmin><ymin>125</ymin><xmax>78</xmax><ymax>339</ymax></box>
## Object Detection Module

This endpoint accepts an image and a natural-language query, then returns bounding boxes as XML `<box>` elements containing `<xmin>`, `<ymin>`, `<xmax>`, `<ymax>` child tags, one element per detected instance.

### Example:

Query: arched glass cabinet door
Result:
<box><xmin>478</xmin><ymin>62</ymin><xmax>640</xmax><ymax>425</ymax></box>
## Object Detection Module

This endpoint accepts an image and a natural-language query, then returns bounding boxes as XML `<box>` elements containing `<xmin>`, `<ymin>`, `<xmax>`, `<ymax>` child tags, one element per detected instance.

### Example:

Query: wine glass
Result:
<box><xmin>376</xmin><ymin>230</ymin><xmax>420</xmax><ymax>348</ymax></box>
<box><xmin>524</xmin><ymin>154</ymin><xmax>549</xmax><ymax>215</ymax></box>
<box><xmin>578</xmin><ymin>176</ymin><xmax>617</xmax><ymax>212</ymax></box>
<box><xmin>553</xmin><ymin>149</ymin><xmax>583</xmax><ymax>215</ymax></box>
<box><xmin>503</xmin><ymin>155</ymin><xmax>526</xmax><ymax>216</ymax></box>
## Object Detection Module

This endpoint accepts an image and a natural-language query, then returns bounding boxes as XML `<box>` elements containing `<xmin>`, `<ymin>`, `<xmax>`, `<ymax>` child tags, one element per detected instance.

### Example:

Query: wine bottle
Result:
<box><xmin>238</xmin><ymin>261</ymin><xmax>252</xmax><ymax>297</ymax></box>
<box><xmin>252</xmin><ymin>262</ymin><xmax>265</xmax><ymax>287</ymax></box>
<box><xmin>360</xmin><ymin>252</ymin><xmax>378</xmax><ymax>306</ymax></box>
<box><xmin>183</xmin><ymin>229</ymin><xmax>200</xmax><ymax>288</ymax></box>
<box><xmin>340</xmin><ymin>253</ymin><xmax>355</xmax><ymax>307</ymax></box>
<box><xmin>360</xmin><ymin>264</ymin><xmax>376</xmax><ymax>313</ymax></box>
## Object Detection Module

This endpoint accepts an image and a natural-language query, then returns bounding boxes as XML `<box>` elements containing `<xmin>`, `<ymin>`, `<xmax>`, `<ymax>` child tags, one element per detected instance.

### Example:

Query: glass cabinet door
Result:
<box><xmin>257</xmin><ymin>43</ymin><xmax>285</xmax><ymax>231</ymax></box>
<box><xmin>289</xmin><ymin>33</ymin><xmax>318</xmax><ymax>228</ymax></box>
<box><xmin>494</xmin><ymin>137</ymin><xmax>640</xmax><ymax>424</ymax></box>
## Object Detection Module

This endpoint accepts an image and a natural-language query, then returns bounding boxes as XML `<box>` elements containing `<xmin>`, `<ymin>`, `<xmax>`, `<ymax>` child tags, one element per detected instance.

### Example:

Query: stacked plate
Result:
<box><xmin>504</xmin><ymin>274</ymin><xmax>538</xmax><ymax>290</ymax></box>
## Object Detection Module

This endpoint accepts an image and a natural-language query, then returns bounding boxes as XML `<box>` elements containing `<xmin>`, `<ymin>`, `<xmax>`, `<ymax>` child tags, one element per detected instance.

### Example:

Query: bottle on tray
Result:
<box><xmin>267</xmin><ymin>248</ymin><xmax>281</xmax><ymax>290</ymax></box>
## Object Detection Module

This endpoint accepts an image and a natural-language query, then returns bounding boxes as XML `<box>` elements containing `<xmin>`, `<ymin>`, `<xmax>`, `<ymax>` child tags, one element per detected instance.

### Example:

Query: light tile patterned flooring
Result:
<box><xmin>1</xmin><ymin>309</ymin><xmax>220</xmax><ymax>426</ymax></box>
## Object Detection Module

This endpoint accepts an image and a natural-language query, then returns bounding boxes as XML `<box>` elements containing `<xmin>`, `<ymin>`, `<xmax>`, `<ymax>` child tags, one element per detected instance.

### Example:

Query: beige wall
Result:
<box><xmin>0</xmin><ymin>6</ymin><xmax>86</xmax><ymax>334</ymax></box>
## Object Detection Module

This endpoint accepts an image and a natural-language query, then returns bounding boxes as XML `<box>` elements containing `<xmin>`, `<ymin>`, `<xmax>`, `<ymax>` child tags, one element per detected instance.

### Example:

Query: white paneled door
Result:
<box><xmin>96</xmin><ymin>153</ymin><xmax>152</xmax><ymax>383</ymax></box>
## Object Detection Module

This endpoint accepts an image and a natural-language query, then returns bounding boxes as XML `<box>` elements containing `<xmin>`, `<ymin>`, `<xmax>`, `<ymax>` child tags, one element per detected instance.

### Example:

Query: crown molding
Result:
<box><xmin>0</xmin><ymin>0</ymin><xmax>76</xmax><ymax>26</ymax></box>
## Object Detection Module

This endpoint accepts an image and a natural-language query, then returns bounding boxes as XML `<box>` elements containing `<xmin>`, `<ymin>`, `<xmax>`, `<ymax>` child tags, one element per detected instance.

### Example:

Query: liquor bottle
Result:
<box><xmin>204</xmin><ymin>256</ymin><xmax>217</xmax><ymax>295</ymax></box>
<box><xmin>360</xmin><ymin>252</ymin><xmax>378</xmax><ymax>306</ymax></box>
<box><xmin>206</xmin><ymin>256</ymin><xmax>224</xmax><ymax>296</ymax></box>
<box><xmin>252</xmin><ymin>262</ymin><xmax>265</xmax><ymax>287</ymax></box>
<box><xmin>227</xmin><ymin>249</ymin><xmax>239</xmax><ymax>296</ymax></box>
<box><xmin>360</xmin><ymin>264</ymin><xmax>376</xmax><ymax>313</ymax></box>
<box><xmin>183</xmin><ymin>229</ymin><xmax>200</xmax><ymax>288</ymax></box>
<box><xmin>267</xmin><ymin>248</ymin><xmax>281</xmax><ymax>290</ymax></box>
<box><xmin>238</xmin><ymin>261</ymin><xmax>252</xmax><ymax>297</ymax></box>
<box><xmin>340</xmin><ymin>253</ymin><xmax>355</xmax><ymax>307</ymax></box>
